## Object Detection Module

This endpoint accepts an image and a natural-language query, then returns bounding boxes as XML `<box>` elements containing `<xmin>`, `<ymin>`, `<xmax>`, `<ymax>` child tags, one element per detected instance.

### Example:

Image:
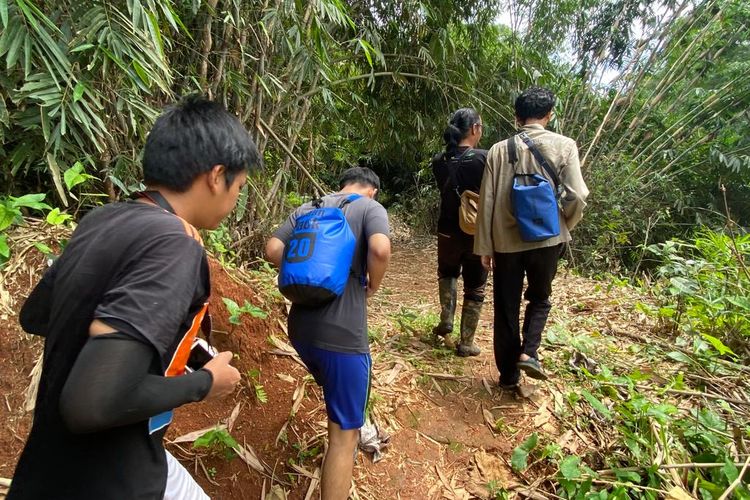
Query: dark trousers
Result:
<box><xmin>492</xmin><ymin>244</ymin><xmax>561</xmax><ymax>385</ymax></box>
<box><xmin>437</xmin><ymin>232</ymin><xmax>488</xmax><ymax>302</ymax></box>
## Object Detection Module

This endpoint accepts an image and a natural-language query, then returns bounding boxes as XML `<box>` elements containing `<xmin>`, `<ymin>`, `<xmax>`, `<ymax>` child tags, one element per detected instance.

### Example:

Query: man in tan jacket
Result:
<box><xmin>474</xmin><ymin>87</ymin><xmax>589</xmax><ymax>389</ymax></box>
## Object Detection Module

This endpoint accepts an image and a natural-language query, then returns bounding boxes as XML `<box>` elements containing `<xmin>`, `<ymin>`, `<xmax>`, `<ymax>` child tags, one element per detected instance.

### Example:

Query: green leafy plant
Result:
<box><xmin>646</xmin><ymin>231</ymin><xmax>750</xmax><ymax>361</ymax></box>
<box><xmin>289</xmin><ymin>441</ymin><xmax>321</xmax><ymax>466</ymax></box>
<box><xmin>487</xmin><ymin>480</ymin><xmax>509</xmax><ymax>500</ymax></box>
<box><xmin>206</xmin><ymin>223</ymin><xmax>237</xmax><ymax>265</ymax></box>
<box><xmin>246</xmin><ymin>260</ymin><xmax>284</xmax><ymax>301</ymax></box>
<box><xmin>222</xmin><ymin>297</ymin><xmax>268</xmax><ymax>331</ymax></box>
<box><xmin>555</xmin><ymin>455</ymin><xmax>597</xmax><ymax>498</ymax></box>
<box><xmin>511</xmin><ymin>433</ymin><xmax>539</xmax><ymax>472</ymax></box>
<box><xmin>45</xmin><ymin>207</ymin><xmax>73</xmax><ymax>226</ymax></box>
<box><xmin>245</xmin><ymin>368</ymin><xmax>268</xmax><ymax>404</ymax></box>
<box><xmin>64</xmin><ymin>161</ymin><xmax>95</xmax><ymax>192</ymax></box>
<box><xmin>550</xmin><ymin>346</ymin><xmax>747</xmax><ymax>498</ymax></box>
<box><xmin>392</xmin><ymin>307</ymin><xmax>440</xmax><ymax>338</ymax></box>
<box><xmin>0</xmin><ymin>194</ymin><xmax>52</xmax><ymax>264</ymax></box>
<box><xmin>0</xmin><ymin>194</ymin><xmax>51</xmax><ymax>230</ymax></box>
<box><xmin>365</xmin><ymin>390</ymin><xmax>384</xmax><ymax>420</ymax></box>
<box><xmin>193</xmin><ymin>427</ymin><xmax>239</xmax><ymax>461</ymax></box>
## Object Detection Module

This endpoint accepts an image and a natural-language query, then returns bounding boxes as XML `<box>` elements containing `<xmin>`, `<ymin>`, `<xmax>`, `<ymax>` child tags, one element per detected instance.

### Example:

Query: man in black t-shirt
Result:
<box><xmin>8</xmin><ymin>96</ymin><xmax>261</xmax><ymax>500</ymax></box>
<box><xmin>431</xmin><ymin>107</ymin><xmax>489</xmax><ymax>356</ymax></box>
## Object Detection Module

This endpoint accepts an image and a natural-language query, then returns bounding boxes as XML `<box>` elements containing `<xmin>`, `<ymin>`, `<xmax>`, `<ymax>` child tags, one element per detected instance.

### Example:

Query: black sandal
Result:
<box><xmin>517</xmin><ymin>358</ymin><xmax>548</xmax><ymax>380</ymax></box>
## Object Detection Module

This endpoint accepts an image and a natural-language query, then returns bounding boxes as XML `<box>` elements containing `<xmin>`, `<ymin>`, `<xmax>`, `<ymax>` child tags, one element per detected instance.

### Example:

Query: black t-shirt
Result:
<box><xmin>9</xmin><ymin>201</ymin><xmax>210</xmax><ymax>500</ymax></box>
<box><xmin>432</xmin><ymin>147</ymin><xmax>487</xmax><ymax>234</ymax></box>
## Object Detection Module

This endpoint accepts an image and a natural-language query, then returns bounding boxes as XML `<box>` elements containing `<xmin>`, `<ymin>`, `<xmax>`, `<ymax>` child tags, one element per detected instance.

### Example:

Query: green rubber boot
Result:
<box><xmin>457</xmin><ymin>299</ymin><xmax>482</xmax><ymax>357</ymax></box>
<box><xmin>432</xmin><ymin>278</ymin><xmax>457</xmax><ymax>342</ymax></box>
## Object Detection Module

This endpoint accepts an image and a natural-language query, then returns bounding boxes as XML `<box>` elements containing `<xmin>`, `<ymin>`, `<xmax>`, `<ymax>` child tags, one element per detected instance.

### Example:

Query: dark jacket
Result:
<box><xmin>432</xmin><ymin>146</ymin><xmax>487</xmax><ymax>234</ymax></box>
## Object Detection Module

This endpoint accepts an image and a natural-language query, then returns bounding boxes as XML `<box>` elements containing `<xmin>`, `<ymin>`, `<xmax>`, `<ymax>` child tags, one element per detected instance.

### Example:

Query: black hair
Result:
<box><xmin>515</xmin><ymin>86</ymin><xmax>556</xmax><ymax>121</ymax></box>
<box><xmin>443</xmin><ymin>107</ymin><xmax>481</xmax><ymax>156</ymax></box>
<box><xmin>339</xmin><ymin>167</ymin><xmax>380</xmax><ymax>191</ymax></box>
<box><xmin>143</xmin><ymin>94</ymin><xmax>262</xmax><ymax>192</ymax></box>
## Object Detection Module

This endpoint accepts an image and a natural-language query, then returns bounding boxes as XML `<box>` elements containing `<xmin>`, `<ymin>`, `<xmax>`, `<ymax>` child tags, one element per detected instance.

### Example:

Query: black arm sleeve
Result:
<box><xmin>59</xmin><ymin>332</ymin><xmax>213</xmax><ymax>434</ymax></box>
<box><xmin>19</xmin><ymin>265</ymin><xmax>56</xmax><ymax>336</ymax></box>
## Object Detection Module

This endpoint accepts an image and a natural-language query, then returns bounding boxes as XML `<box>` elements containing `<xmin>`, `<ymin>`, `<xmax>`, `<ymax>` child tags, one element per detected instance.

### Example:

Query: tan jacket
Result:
<box><xmin>474</xmin><ymin>124</ymin><xmax>589</xmax><ymax>255</ymax></box>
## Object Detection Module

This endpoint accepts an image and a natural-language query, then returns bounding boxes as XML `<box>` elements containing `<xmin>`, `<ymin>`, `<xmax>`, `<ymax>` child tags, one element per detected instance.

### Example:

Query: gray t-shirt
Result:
<box><xmin>273</xmin><ymin>193</ymin><xmax>390</xmax><ymax>353</ymax></box>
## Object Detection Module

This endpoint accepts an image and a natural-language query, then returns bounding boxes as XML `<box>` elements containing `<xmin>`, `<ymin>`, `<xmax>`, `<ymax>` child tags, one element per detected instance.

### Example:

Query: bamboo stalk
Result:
<box><xmin>282</xmin><ymin>71</ymin><xmax>514</xmax><ymax>126</ymax></box>
<box><xmin>718</xmin><ymin>455</ymin><xmax>750</xmax><ymax>500</ymax></box>
<box><xmin>580</xmin><ymin>85</ymin><xmax>624</xmax><ymax>170</ymax></box>
<box><xmin>257</xmin><ymin>117</ymin><xmax>326</xmax><ymax>196</ymax></box>
<box><xmin>199</xmin><ymin>0</ymin><xmax>220</xmax><ymax>91</ymax></box>
<box><xmin>720</xmin><ymin>184</ymin><xmax>750</xmax><ymax>283</ymax></box>
<box><xmin>619</xmin><ymin>1</ymin><xmax>720</xmax><ymax>138</ymax></box>
<box><xmin>610</xmin><ymin>1</ymin><xmax>719</xmax><ymax>154</ymax></box>
<box><xmin>634</xmin><ymin>79</ymin><xmax>745</xmax><ymax>168</ymax></box>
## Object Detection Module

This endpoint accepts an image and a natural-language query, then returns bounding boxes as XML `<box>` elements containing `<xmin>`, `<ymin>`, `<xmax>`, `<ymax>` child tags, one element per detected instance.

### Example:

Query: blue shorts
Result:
<box><xmin>292</xmin><ymin>342</ymin><xmax>371</xmax><ymax>430</ymax></box>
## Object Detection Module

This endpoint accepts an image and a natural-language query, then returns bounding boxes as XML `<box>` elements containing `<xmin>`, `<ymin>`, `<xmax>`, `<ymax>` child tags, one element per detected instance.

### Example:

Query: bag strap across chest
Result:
<box><xmin>508</xmin><ymin>133</ymin><xmax>561</xmax><ymax>195</ymax></box>
<box><xmin>441</xmin><ymin>148</ymin><xmax>472</xmax><ymax>197</ymax></box>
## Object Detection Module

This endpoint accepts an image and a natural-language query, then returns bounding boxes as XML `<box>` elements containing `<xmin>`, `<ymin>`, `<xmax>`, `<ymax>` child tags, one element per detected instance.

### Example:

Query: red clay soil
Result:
<box><xmin>0</xmin><ymin>238</ymin><xmax>526</xmax><ymax>500</ymax></box>
<box><xmin>0</xmin><ymin>250</ymin><xmax>45</xmax><ymax>492</ymax></box>
<box><xmin>0</xmin><ymin>252</ymin><xmax>310</xmax><ymax>499</ymax></box>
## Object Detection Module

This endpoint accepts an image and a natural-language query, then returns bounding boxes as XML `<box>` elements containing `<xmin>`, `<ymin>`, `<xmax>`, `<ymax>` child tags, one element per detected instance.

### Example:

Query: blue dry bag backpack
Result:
<box><xmin>507</xmin><ymin>132</ymin><xmax>562</xmax><ymax>242</ymax></box>
<box><xmin>279</xmin><ymin>194</ymin><xmax>361</xmax><ymax>306</ymax></box>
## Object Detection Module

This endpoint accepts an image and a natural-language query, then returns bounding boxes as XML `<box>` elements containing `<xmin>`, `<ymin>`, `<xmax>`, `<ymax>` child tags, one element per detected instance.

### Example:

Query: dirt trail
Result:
<box><xmin>0</xmin><ymin>230</ymin><xmax>675</xmax><ymax>499</ymax></box>
<box><xmin>330</xmin><ymin>239</ymin><xmax>657</xmax><ymax>499</ymax></box>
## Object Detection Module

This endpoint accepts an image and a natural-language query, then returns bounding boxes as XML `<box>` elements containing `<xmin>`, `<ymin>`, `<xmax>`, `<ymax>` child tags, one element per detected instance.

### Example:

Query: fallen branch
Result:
<box><xmin>600</xmin><ymin>381</ymin><xmax>750</xmax><ymax>406</ymax></box>
<box><xmin>570</xmin><ymin>477</ymin><xmax>667</xmax><ymax>495</ymax></box>
<box><xmin>416</xmin><ymin>430</ymin><xmax>450</xmax><ymax>446</ymax></box>
<box><xmin>23</xmin><ymin>354</ymin><xmax>43</xmax><ymax>412</ymax></box>
<box><xmin>599</xmin><ymin>462</ymin><xmax>750</xmax><ymax>475</ymax></box>
<box><xmin>197</xmin><ymin>457</ymin><xmax>220</xmax><ymax>486</ymax></box>
<box><xmin>511</xmin><ymin>482</ymin><xmax>552</xmax><ymax>500</ymax></box>
<box><xmin>421</xmin><ymin>372</ymin><xmax>471</xmax><ymax>381</ymax></box>
<box><xmin>304</xmin><ymin>467</ymin><xmax>321</xmax><ymax>500</ymax></box>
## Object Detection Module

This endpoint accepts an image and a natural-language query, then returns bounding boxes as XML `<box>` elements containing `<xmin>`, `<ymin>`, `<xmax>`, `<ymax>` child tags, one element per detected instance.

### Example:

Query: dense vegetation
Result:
<box><xmin>1</xmin><ymin>0</ymin><xmax>748</xmax><ymax>262</ymax></box>
<box><xmin>0</xmin><ymin>1</ymin><xmax>748</xmax><ymax>496</ymax></box>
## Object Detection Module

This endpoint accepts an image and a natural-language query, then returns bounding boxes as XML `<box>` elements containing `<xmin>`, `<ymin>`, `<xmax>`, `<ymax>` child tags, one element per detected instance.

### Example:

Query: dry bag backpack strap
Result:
<box><xmin>507</xmin><ymin>135</ymin><xmax>519</xmax><ymax>166</ymax></box>
<box><xmin>338</xmin><ymin>193</ymin><xmax>361</xmax><ymax>209</ymax></box>
<box><xmin>518</xmin><ymin>132</ymin><xmax>561</xmax><ymax>195</ymax></box>
<box><xmin>337</xmin><ymin>193</ymin><xmax>367</xmax><ymax>285</ymax></box>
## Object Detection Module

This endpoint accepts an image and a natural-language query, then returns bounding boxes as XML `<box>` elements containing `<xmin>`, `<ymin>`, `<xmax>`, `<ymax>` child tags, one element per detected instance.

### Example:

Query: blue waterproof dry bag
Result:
<box><xmin>279</xmin><ymin>194</ymin><xmax>361</xmax><ymax>306</ymax></box>
<box><xmin>511</xmin><ymin>174</ymin><xmax>560</xmax><ymax>242</ymax></box>
<box><xmin>508</xmin><ymin>133</ymin><xmax>562</xmax><ymax>242</ymax></box>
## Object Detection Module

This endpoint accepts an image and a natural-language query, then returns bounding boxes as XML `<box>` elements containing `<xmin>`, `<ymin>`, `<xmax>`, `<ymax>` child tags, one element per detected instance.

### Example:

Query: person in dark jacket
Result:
<box><xmin>431</xmin><ymin>108</ymin><xmax>489</xmax><ymax>356</ymax></box>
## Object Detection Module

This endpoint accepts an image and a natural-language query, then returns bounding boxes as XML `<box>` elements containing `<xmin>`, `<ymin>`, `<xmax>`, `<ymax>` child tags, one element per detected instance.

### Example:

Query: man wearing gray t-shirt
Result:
<box><xmin>265</xmin><ymin>167</ymin><xmax>391</xmax><ymax>500</ymax></box>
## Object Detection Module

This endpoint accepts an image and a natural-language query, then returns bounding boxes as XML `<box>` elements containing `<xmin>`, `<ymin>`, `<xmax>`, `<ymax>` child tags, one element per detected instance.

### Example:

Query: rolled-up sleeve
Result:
<box><xmin>559</xmin><ymin>141</ymin><xmax>589</xmax><ymax>231</ymax></box>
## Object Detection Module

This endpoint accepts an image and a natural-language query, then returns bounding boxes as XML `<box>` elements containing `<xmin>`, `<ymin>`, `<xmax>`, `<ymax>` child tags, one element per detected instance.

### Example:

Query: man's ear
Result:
<box><xmin>207</xmin><ymin>164</ymin><xmax>227</xmax><ymax>193</ymax></box>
